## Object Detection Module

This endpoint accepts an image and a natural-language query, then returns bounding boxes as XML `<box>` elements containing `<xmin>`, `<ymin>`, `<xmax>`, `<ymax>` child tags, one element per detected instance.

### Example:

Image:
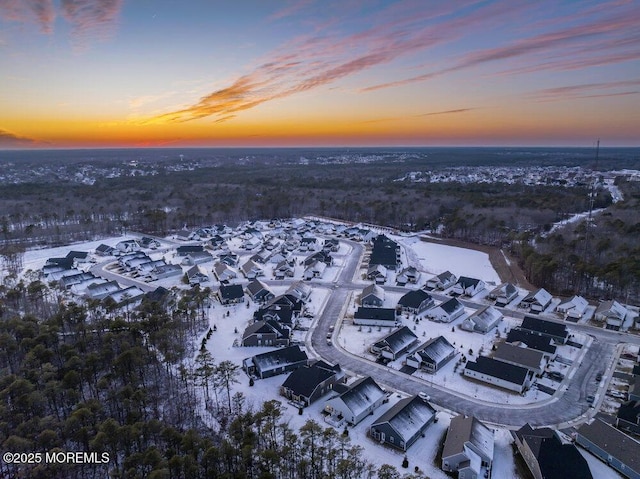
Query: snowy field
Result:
<box><xmin>399</xmin><ymin>235</ymin><xmax>502</xmax><ymax>285</ymax></box>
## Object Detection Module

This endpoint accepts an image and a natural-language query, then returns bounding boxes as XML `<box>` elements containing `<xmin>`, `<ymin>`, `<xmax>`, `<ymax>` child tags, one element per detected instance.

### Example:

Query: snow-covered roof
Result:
<box><xmin>418</xmin><ymin>336</ymin><xmax>455</xmax><ymax>364</ymax></box>
<box><xmin>557</xmin><ymin>295</ymin><xmax>589</xmax><ymax>314</ymax></box>
<box><xmin>372</xmin><ymin>395</ymin><xmax>436</xmax><ymax>441</ymax></box>
<box><xmin>339</xmin><ymin>376</ymin><xmax>386</xmax><ymax>418</ymax></box>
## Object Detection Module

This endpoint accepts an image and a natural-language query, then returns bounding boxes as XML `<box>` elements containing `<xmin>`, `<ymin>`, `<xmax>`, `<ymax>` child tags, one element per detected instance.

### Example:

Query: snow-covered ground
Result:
<box><xmin>399</xmin><ymin>235</ymin><xmax>502</xmax><ymax>285</ymax></box>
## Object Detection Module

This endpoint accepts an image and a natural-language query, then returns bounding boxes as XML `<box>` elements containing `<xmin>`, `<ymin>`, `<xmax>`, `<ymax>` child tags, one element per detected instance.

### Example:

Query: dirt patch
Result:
<box><xmin>420</xmin><ymin>236</ymin><xmax>536</xmax><ymax>290</ymax></box>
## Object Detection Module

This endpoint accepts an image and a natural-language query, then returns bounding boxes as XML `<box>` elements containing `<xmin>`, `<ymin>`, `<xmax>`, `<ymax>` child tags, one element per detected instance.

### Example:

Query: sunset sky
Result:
<box><xmin>1</xmin><ymin>0</ymin><xmax>638</xmax><ymax>148</ymax></box>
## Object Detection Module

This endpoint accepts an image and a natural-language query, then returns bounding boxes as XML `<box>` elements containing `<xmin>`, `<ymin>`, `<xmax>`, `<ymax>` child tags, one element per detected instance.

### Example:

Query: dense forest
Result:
<box><xmin>0</xmin><ymin>148</ymin><xmax>638</xmax><ymax>301</ymax></box>
<box><xmin>0</xmin><ymin>282</ymin><xmax>426</xmax><ymax>479</ymax></box>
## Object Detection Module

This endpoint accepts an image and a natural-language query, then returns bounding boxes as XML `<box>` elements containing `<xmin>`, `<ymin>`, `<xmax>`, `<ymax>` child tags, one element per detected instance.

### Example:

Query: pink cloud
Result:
<box><xmin>530</xmin><ymin>79</ymin><xmax>640</xmax><ymax>101</ymax></box>
<box><xmin>60</xmin><ymin>0</ymin><xmax>123</xmax><ymax>44</ymax></box>
<box><xmin>0</xmin><ymin>0</ymin><xmax>55</xmax><ymax>33</ymax></box>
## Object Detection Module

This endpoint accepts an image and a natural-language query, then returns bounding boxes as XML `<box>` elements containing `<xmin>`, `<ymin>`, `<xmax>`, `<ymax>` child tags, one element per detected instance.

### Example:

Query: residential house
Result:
<box><xmin>370</xmin><ymin>395</ymin><xmax>437</xmax><ymax>451</ymax></box>
<box><xmin>59</xmin><ymin>272</ymin><xmax>96</xmax><ymax>289</ymax></box>
<box><xmin>521</xmin><ymin>288</ymin><xmax>553</xmax><ymax>313</ymax></box>
<box><xmin>441</xmin><ymin>415</ymin><xmax>494</xmax><ymax>479</ymax></box>
<box><xmin>105</xmin><ymin>285</ymin><xmax>145</xmax><ymax>307</ymax></box>
<box><xmin>303</xmin><ymin>260</ymin><xmax>327</xmax><ymax>280</ymax></box>
<box><xmin>71</xmin><ymin>277</ymin><xmax>107</xmax><ymax>296</ymax></box>
<box><xmin>323</xmin><ymin>238</ymin><xmax>340</xmax><ymax>252</ymax></box>
<box><xmin>370</xmin><ymin>326</ymin><xmax>419</xmax><ymax>360</ymax></box>
<box><xmin>304</xmin><ymin>251</ymin><xmax>332</xmax><ymax>267</ymax></box>
<box><xmin>186</xmin><ymin>265</ymin><xmax>209</xmax><ymax>285</ymax></box>
<box><xmin>150</xmin><ymin>263</ymin><xmax>183</xmax><ymax>280</ymax></box>
<box><xmin>95</xmin><ymin>243</ymin><xmax>115</xmax><ymax>256</ymax></box>
<box><xmin>519</xmin><ymin>316</ymin><xmax>568</xmax><ymax>344</ymax></box>
<box><xmin>86</xmin><ymin>280</ymin><xmax>121</xmax><ymax>300</ymax></box>
<box><xmin>427</xmin><ymin>298</ymin><xmax>465</xmax><ymax>323</ymax></box>
<box><xmin>274</xmin><ymin>260</ymin><xmax>295</xmax><ymax>279</ymax></box>
<box><xmin>218</xmin><ymin>284</ymin><xmax>244</xmax><ymax>305</ymax></box>
<box><xmin>353</xmin><ymin>307</ymin><xmax>398</xmax><ymax>327</ymax></box>
<box><xmin>361</xmin><ymin>284</ymin><xmax>385</xmax><ymax>308</ymax></box>
<box><xmin>115</xmin><ymin>239</ymin><xmax>140</xmax><ymax>253</ymax></box>
<box><xmin>324</xmin><ymin>376</ymin><xmax>387</xmax><ymax>426</ymax></box>
<box><xmin>285</xmin><ymin>281</ymin><xmax>312</xmax><ymax>302</ymax></box>
<box><xmin>406</xmin><ymin>336</ymin><xmax>456</xmax><ymax>373</ymax></box>
<box><xmin>488</xmin><ymin>283</ymin><xmax>518</xmax><ymax>306</ymax></box>
<box><xmin>452</xmin><ymin>276</ymin><xmax>486</xmax><ymax>297</ymax></box>
<box><xmin>66</xmin><ymin>251</ymin><xmax>91</xmax><ymax>267</ymax></box>
<box><xmin>209</xmin><ymin>234</ymin><xmax>226</xmax><ymax>249</ymax></box>
<box><xmin>139</xmin><ymin>236</ymin><xmax>161</xmax><ymax>249</ymax></box>
<box><xmin>175</xmin><ymin>230</ymin><xmax>198</xmax><ymax>241</ymax></box>
<box><xmin>243</xmin><ymin>345</ymin><xmax>308</xmax><ymax>379</ymax></box>
<box><xmin>556</xmin><ymin>295</ymin><xmax>589</xmax><ymax>321</ymax></box>
<box><xmin>629</xmin><ymin>376</ymin><xmax>640</xmax><ymax>402</ymax></box>
<box><xmin>577</xmin><ymin>417</ymin><xmax>640</xmax><ymax>479</ymax></box>
<box><xmin>250</xmin><ymin>249</ymin><xmax>271</xmax><ymax>264</ymax></box>
<box><xmin>213</xmin><ymin>262</ymin><xmax>238</xmax><ymax>282</ymax></box>
<box><xmin>512</xmin><ymin>424</ymin><xmax>592</xmax><ymax>479</ymax></box>
<box><xmin>280</xmin><ymin>361</ymin><xmax>344</xmax><ymax>407</ymax></box>
<box><xmin>367</xmin><ymin>264</ymin><xmax>388</xmax><ymax>284</ymax></box>
<box><xmin>595</xmin><ymin>300</ymin><xmax>629</xmax><ymax>330</ymax></box>
<box><xmin>616</xmin><ymin>400</ymin><xmax>640</xmax><ymax>436</ymax></box>
<box><xmin>246</xmin><ymin>280</ymin><xmax>275</xmax><ymax>304</ymax></box>
<box><xmin>506</xmin><ymin>329</ymin><xmax>557</xmax><ymax>359</ymax></box>
<box><xmin>396</xmin><ymin>266</ymin><xmax>419</xmax><ymax>286</ymax></box>
<box><xmin>369</xmin><ymin>234</ymin><xmax>401</xmax><ymax>270</ymax></box>
<box><xmin>464</xmin><ymin>356</ymin><xmax>534</xmax><ymax>394</ymax></box>
<box><xmin>241</xmin><ymin>319</ymin><xmax>291</xmax><ymax>347</ymax></box>
<box><xmin>424</xmin><ymin>271</ymin><xmax>457</xmax><ymax>290</ymax></box>
<box><xmin>182</xmin><ymin>251</ymin><xmax>214</xmax><ymax>266</ymax></box>
<box><xmin>460</xmin><ymin>306</ymin><xmax>502</xmax><ymax>334</ymax></box>
<box><xmin>177</xmin><ymin>245</ymin><xmax>204</xmax><ymax>257</ymax></box>
<box><xmin>241</xmin><ymin>259</ymin><xmax>264</xmax><ymax>280</ymax></box>
<box><xmin>397</xmin><ymin>289</ymin><xmax>434</xmax><ymax>315</ymax></box>
<box><xmin>265</xmin><ymin>294</ymin><xmax>304</xmax><ymax>318</ymax></box>
<box><xmin>492</xmin><ymin>343</ymin><xmax>546</xmax><ymax>376</ymax></box>
<box><xmin>218</xmin><ymin>252</ymin><xmax>239</xmax><ymax>267</ymax></box>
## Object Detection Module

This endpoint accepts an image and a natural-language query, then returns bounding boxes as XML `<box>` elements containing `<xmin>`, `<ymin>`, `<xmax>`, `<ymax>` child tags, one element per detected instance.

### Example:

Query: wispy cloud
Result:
<box><xmin>419</xmin><ymin>108</ymin><xmax>475</xmax><ymax>116</ymax></box>
<box><xmin>0</xmin><ymin>0</ymin><xmax>123</xmax><ymax>45</ymax></box>
<box><xmin>530</xmin><ymin>79</ymin><xmax>640</xmax><ymax>101</ymax></box>
<box><xmin>267</xmin><ymin>0</ymin><xmax>314</xmax><ymax>21</ymax></box>
<box><xmin>0</xmin><ymin>128</ymin><xmax>39</xmax><ymax>146</ymax></box>
<box><xmin>148</xmin><ymin>1</ymin><xmax>520</xmax><ymax>124</ymax></box>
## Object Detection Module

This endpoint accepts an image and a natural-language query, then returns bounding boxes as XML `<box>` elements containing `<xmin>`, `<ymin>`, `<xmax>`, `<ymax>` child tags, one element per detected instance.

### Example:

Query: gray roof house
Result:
<box><xmin>361</xmin><ymin>284</ymin><xmax>385</xmax><ymax>308</ymax></box>
<box><xmin>243</xmin><ymin>345</ymin><xmax>309</xmax><ymax>379</ymax></box>
<box><xmin>218</xmin><ymin>284</ymin><xmax>244</xmax><ymax>305</ymax></box>
<box><xmin>150</xmin><ymin>263</ymin><xmax>183</xmax><ymax>280</ymax></box>
<box><xmin>370</xmin><ymin>395</ymin><xmax>437</xmax><ymax>451</ymax></box>
<box><xmin>324</xmin><ymin>376</ymin><xmax>387</xmax><ymax>426</ymax></box>
<box><xmin>577</xmin><ymin>417</ymin><xmax>640</xmax><ymax>479</ymax></box>
<box><xmin>396</xmin><ymin>266</ymin><xmax>419</xmax><ymax>286</ymax></box>
<box><xmin>245</xmin><ymin>280</ymin><xmax>275</xmax><ymax>304</ymax></box>
<box><xmin>186</xmin><ymin>265</ymin><xmax>209</xmax><ymax>285</ymax></box>
<box><xmin>460</xmin><ymin>305</ymin><xmax>502</xmax><ymax>334</ymax></box>
<box><xmin>556</xmin><ymin>295</ymin><xmax>589</xmax><ymax>321</ymax></box>
<box><xmin>280</xmin><ymin>360</ymin><xmax>344</xmax><ymax>407</ymax></box>
<box><xmin>492</xmin><ymin>343</ymin><xmax>546</xmax><ymax>375</ymax></box>
<box><xmin>353</xmin><ymin>307</ymin><xmax>398</xmax><ymax>327</ymax></box>
<box><xmin>426</xmin><ymin>297</ymin><xmax>465</xmax><ymax>323</ymax></box>
<box><xmin>213</xmin><ymin>262</ymin><xmax>238</xmax><ymax>282</ymax></box>
<box><xmin>86</xmin><ymin>280</ymin><xmax>121</xmax><ymax>300</ymax></box>
<box><xmin>285</xmin><ymin>281</ymin><xmax>312</xmax><ymax>301</ymax></box>
<box><xmin>405</xmin><ymin>336</ymin><xmax>456</xmax><ymax>373</ymax></box>
<box><xmin>397</xmin><ymin>289</ymin><xmax>434</xmax><ymax>315</ymax></box>
<box><xmin>464</xmin><ymin>356</ymin><xmax>534</xmax><ymax>394</ymax></box>
<box><xmin>595</xmin><ymin>300</ymin><xmax>629</xmax><ymax>330</ymax></box>
<box><xmin>512</xmin><ymin>424</ymin><xmax>592</xmax><ymax>479</ymax></box>
<box><xmin>370</xmin><ymin>326</ymin><xmax>419</xmax><ymax>360</ymax></box>
<box><xmin>425</xmin><ymin>270</ymin><xmax>457</xmax><ymax>290</ymax></box>
<box><xmin>488</xmin><ymin>282</ymin><xmax>518</xmax><ymax>306</ymax></box>
<box><xmin>241</xmin><ymin>259</ymin><xmax>264</xmax><ymax>279</ymax></box>
<box><xmin>442</xmin><ymin>415</ymin><xmax>494</xmax><ymax>479</ymax></box>
<box><xmin>367</xmin><ymin>264</ymin><xmax>388</xmax><ymax>284</ymax></box>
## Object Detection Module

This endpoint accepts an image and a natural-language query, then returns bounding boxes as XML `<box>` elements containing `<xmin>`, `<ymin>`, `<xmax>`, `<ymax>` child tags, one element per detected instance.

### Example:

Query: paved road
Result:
<box><xmin>310</xmin><ymin>238</ymin><xmax>631</xmax><ymax>428</ymax></box>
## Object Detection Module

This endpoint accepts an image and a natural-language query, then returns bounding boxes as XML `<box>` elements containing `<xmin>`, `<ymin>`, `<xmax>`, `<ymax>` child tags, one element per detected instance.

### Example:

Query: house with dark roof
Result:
<box><xmin>95</xmin><ymin>243</ymin><xmax>115</xmax><ymax>256</ymax></box>
<box><xmin>427</xmin><ymin>297</ymin><xmax>465</xmax><ymax>323</ymax></box>
<box><xmin>519</xmin><ymin>316</ymin><xmax>568</xmax><ymax>344</ymax></box>
<box><xmin>406</xmin><ymin>336</ymin><xmax>456</xmax><ymax>373</ymax></box>
<box><xmin>460</xmin><ymin>306</ymin><xmax>502</xmax><ymax>334</ymax></box>
<box><xmin>441</xmin><ymin>415</ymin><xmax>494</xmax><ymax>479</ymax></box>
<box><xmin>370</xmin><ymin>326</ymin><xmax>419</xmax><ymax>360</ymax></box>
<box><xmin>397</xmin><ymin>289</ymin><xmax>434</xmax><ymax>315</ymax></box>
<box><xmin>464</xmin><ymin>356</ymin><xmax>534</xmax><ymax>393</ymax></box>
<box><xmin>521</xmin><ymin>288</ymin><xmax>553</xmax><ymax>313</ymax></box>
<box><xmin>245</xmin><ymin>280</ymin><xmax>275</xmax><ymax>304</ymax></box>
<box><xmin>506</xmin><ymin>329</ymin><xmax>557</xmax><ymax>359</ymax></box>
<box><xmin>452</xmin><ymin>276</ymin><xmax>486</xmax><ymax>297</ymax></box>
<box><xmin>493</xmin><ymin>343</ymin><xmax>546</xmax><ymax>376</ymax></box>
<box><xmin>303</xmin><ymin>251</ymin><xmax>332</xmax><ymax>267</ymax></box>
<box><xmin>241</xmin><ymin>319</ymin><xmax>291</xmax><ymax>347</ymax></box>
<box><xmin>274</xmin><ymin>260</ymin><xmax>295</xmax><ymax>279</ymax></box>
<box><xmin>361</xmin><ymin>284</ymin><xmax>385</xmax><ymax>307</ymax></box>
<box><xmin>242</xmin><ymin>345</ymin><xmax>309</xmax><ymax>379</ymax></box>
<box><xmin>241</xmin><ymin>259</ymin><xmax>264</xmax><ymax>279</ymax></box>
<box><xmin>424</xmin><ymin>271</ymin><xmax>457</xmax><ymax>290</ymax></box>
<box><xmin>513</xmin><ymin>424</ymin><xmax>592</xmax><ymax>479</ymax></box>
<box><xmin>370</xmin><ymin>395</ymin><xmax>437</xmax><ymax>451</ymax></box>
<box><xmin>324</xmin><ymin>376</ymin><xmax>387</xmax><ymax>425</ymax></box>
<box><xmin>218</xmin><ymin>284</ymin><xmax>244</xmax><ymax>305</ymax></box>
<box><xmin>577</xmin><ymin>417</ymin><xmax>640</xmax><ymax>479</ymax></box>
<box><xmin>629</xmin><ymin>377</ymin><xmax>640</xmax><ymax>402</ymax></box>
<box><xmin>140</xmin><ymin>236</ymin><xmax>161</xmax><ymax>249</ymax></box>
<box><xmin>616</xmin><ymin>400</ymin><xmax>640</xmax><ymax>436</ymax></box>
<box><xmin>218</xmin><ymin>252</ymin><xmax>239</xmax><ymax>266</ymax></box>
<box><xmin>280</xmin><ymin>361</ymin><xmax>344</xmax><ymax>407</ymax></box>
<box><xmin>177</xmin><ymin>245</ymin><xmax>204</xmax><ymax>257</ymax></box>
<box><xmin>353</xmin><ymin>307</ymin><xmax>398</xmax><ymax>327</ymax></box>
<box><xmin>115</xmin><ymin>239</ymin><xmax>141</xmax><ymax>253</ymax></box>
<box><xmin>369</xmin><ymin>235</ymin><xmax>401</xmax><ymax>270</ymax></box>
<box><xmin>265</xmin><ymin>294</ymin><xmax>304</xmax><ymax>318</ymax></box>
